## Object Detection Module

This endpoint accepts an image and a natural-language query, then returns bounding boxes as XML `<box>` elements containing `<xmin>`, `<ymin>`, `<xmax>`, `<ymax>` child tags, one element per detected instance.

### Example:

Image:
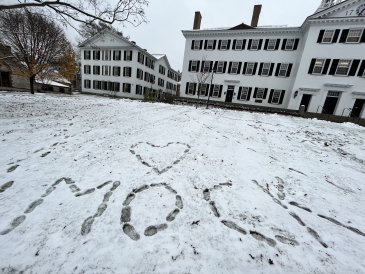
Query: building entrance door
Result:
<box><xmin>300</xmin><ymin>94</ymin><xmax>312</xmax><ymax>112</ymax></box>
<box><xmin>322</xmin><ymin>91</ymin><xmax>340</xmax><ymax>115</ymax></box>
<box><xmin>225</xmin><ymin>86</ymin><xmax>234</xmax><ymax>103</ymax></box>
<box><xmin>351</xmin><ymin>99</ymin><xmax>365</xmax><ymax>118</ymax></box>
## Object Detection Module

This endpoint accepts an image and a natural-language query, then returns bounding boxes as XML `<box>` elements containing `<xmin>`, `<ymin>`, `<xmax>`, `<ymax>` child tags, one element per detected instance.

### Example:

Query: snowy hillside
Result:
<box><xmin>0</xmin><ymin>93</ymin><xmax>364</xmax><ymax>273</ymax></box>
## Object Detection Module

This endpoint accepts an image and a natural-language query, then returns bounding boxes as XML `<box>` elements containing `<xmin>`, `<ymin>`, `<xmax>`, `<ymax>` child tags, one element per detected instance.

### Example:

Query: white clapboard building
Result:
<box><xmin>181</xmin><ymin>0</ymin><xmax>365</xmax><ymax>118</ymax></box>
<box><xmin>79</xmin><ymin>29</ymin><xmax>181</xmax><ymax>99</ymax></box>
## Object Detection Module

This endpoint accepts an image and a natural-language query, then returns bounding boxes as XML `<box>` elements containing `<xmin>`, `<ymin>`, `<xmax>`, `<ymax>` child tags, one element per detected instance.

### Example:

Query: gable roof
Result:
<box><xmin>308</xmin><ymin>0</ymin><xmax>359</xmax><ymax>19</ymax></box>
<box><xmin>229</xmin><ymin>23</ymin><xmax>255</xmax><ymax>30</ymax></box>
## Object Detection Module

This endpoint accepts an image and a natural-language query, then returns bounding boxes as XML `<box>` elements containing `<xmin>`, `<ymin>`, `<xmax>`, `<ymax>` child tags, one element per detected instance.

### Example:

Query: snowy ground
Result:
<box><xmin>1</xmin><ymin>92</ymin><xmax>365</xmax><ymax>274</ymax></box>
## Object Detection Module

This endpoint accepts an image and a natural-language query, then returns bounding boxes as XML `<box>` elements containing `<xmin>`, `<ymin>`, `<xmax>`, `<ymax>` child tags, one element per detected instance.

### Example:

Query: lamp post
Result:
<box><xmin>206</xmin><ymin>68</ymin><xmax>217</xmax><ymax>109</ymax></box>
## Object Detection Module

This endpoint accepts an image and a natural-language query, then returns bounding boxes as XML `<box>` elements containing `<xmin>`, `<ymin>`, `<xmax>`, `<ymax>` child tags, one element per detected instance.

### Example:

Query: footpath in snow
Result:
<box><xmin>0</xmin><ymin>93</ymin><xmax>365</xmax><ymax>273</ymax></box>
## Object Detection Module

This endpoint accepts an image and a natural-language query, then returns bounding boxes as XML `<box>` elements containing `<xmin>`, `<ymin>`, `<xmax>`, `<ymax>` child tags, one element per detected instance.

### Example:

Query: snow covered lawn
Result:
<box><xmin>1</xmin><ymin>93</ymin><xmax>365</xmax><ymax>273</ymax></box>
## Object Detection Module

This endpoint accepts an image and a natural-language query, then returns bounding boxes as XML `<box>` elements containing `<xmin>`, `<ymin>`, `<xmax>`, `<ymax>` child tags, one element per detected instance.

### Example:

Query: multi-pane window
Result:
<box><xmin>84</xmin><ymin>80</ymin><xmax>91</xmax><ymax>88</ymax></box>
<box><xmin>93</xmin><ymin>80</ymin><xmax>100</xmax><ymax>89</ymax></box>
<box><xmin>212</xmin><ymin>85</ymin><xmax>220</xmax><ymax>97</ymax></box>
<box><xmin>256</xmin><ymin>88</ymin><xmax>265</xmax><ymax>99</ymax></box>
<box><xmin>124</xmin><ymin>67</ymin><xmax>132</xmax><ymax>77</ymax></box>
<box><xmin>278</xmin><ymin>64</ymin><xmax>289</xmax><ymax>77</ymax></box>
<box><xmin>245</xmin><ymin>63</ymin><xmax>255</xmax><ymax>75</ymax></box>
<box><xmin>145</xmin><ymin>57</ymin><xmax>151</xmax><ymax>68</ymax></box>
<box><xmin>203</xmin><ymin>61</ymin><xmax>211</xmax><ymax>72</ymax></box>
<box><xmin>267</xmin><ymin>39</ymin><xmax>277</xmax><ymax>50</ymax></box>
<box><xmin>84</xmin><ymin>65</ymin><xmax>91</xmax><ymax>74</ymax></box>
<box><xmin>335</xmin><ymin>59</ymin><xmax>352</xmax><ymax>75</ymax></box>
<box><xmin>217</xmin><ymin>62</ymin><xmax>224</xmax><ymax>73</ymax></box>
<box><xmin>151</xmin><ymin>60</ymin><xmax>155</xmax><ymax>70</ymax></box>
<box><xmin>285</xmin><ymin>39</ymin><xmax>295</xmax><ymax>50</ymax></box>
<box><xmin>220</xmin><ymin>40</ymin><xmax>228</xmax><ymax>50</ymax></box>
<box><xmin>159</xmin><ymin>65</ymin><xmax>166</xmax><ymax>75</ymax></box>
<box><xmin>158</xmin><ymin>78</ymin><xmax>164</xmax><ymax>87</ymax></box>
<box><xmin>113</xmin><ymin>66</ymin><xmax>121</xmax><ymax>76</ymax></box>
<box><xmin>207</xmin><ymin>40</ymin><xmax>214</xmax><ymax>50</ymax></box>
<box><xmin>102</xmin><ymin>50</ymin><xmax>111</xmax><ymax>61</ymax></box>
<box><xmin>322</xmin><ymin>30</ymin><xmax>335</xmax><ymax>43</ymax></box>
<box><xmin>102</xmin><ymin>65</ymin><xmax>111</xmax><ymax>76</ymax></box>
<box><xmin>114</xmin><ymin>82</ymin><xmax>120</xmax><ymax>92</ymax></box>
<box><xmin>191</xmin><ymin>61</ymin><xmax>198</xmax><ymax>72</ymax></box>
<box><xmin>136</xmin><ymin>85</ymin><xmax>143</xmax><ymax>95</ymax></box>
<box><xmin>123</xmin><ymin>83</ymin><xmax>131</xmax><ymax>93</ymax></box>
<box><xmin>149</xmin><ymin>75</ymin><xmax>155</xmax><ymax>84</ymax></box>
<box><xmin>101</xmin><ymin>81</ymin><xmax>108</xmax><ymax>90</ymax></box>
<box><xmin>271</xmin><ymin>90</ymin><xmax>282</xmax><ymax>104</ymax></box>
<box><xmin>313</xmin><ymin>59</ymin><xmax>325</xmax><ymax>74</ymax></box>
<box><xmin>194</xmin><ymin>40</ymin><xmax>201</xmax><ymax>50</ymax></box>
<box><xmin>240</xmin><ymin>87</ymin><xmax>249</xmax><ymax>100</ymax></box>
<box><xmin>137</xmin><ymin>68</ymin><xmax>143</xmax><ymax>80</ymax></box>
<box><xmin>231</xmin><ymin>62</ymin><xmax>239</xmax><ymax>74</ymax></box>
<box><xmin>328</xmin><ymin>91</ymin><xmax>340</xmax><ymax>97</ymax></box>
<box><xmin>93</xmin><ymin>65</ymin><xmax>100</xmax><ymax>75</ymax></box>
<box><xmin>138</xmin><ymin>52</ymin><xmax>144</xmax><ymax>64</ymax></box>
<box><xmin>93</xmin><ymin>51</ymin><xmax>100</xmax><ymax>60</ymax></box>
<box><xmin>200</xmin><ymin>84</ymin><xmax>208</xmax><ymax>96</ymax></box>
<box><xmin>114</xmin><ymin>50</ymin><xmax>121</xmax><ymax>61</ymax></box>
<box><xmin>346</xmin><ymin>29</ymin><xmax>363</xmax><ymax>43</ymax></box>
<box><xmin>188</xmin><ymin>83</ymin><xmax>195</xmax><ymax>94</ymax></box>
<box><xmin>261</xmin><ymin>63</ymin><xmax>271</xmax><ymax>76</ymax></box>
<box><xmin>251</xmin><ymin>39</ymin><xmax>259</xmax><ymax>50</ymax></box>
<box><xmin>235</xmin><ymin>40</ymin><xmax>243</xmax><ymax>50</ymax></box>
<box><xmin>144</xmin><ymin>72</ymin><xmax>150</xmax><ymax>82</ymax></box>
<box><xmin>125</xmin><ymin>51</ymin><xmax>132</xmax><ymax>61</ymax></box>
<box><xmin>84</xmin><ymin>51</ymin><xmax>91</xmax><ymax>60</ymax></box>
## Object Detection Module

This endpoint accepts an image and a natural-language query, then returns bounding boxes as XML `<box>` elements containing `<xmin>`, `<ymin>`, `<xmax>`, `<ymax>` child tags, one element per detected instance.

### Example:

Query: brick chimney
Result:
<box><xmin>193</xmin><ymin>12</ymin><xmax>202</xmax><ymax>30</ymax></box>
<box><xmin>251</xmin><ymin>5</ymin><xmax>262</xmax><ymax>27</ymax></box>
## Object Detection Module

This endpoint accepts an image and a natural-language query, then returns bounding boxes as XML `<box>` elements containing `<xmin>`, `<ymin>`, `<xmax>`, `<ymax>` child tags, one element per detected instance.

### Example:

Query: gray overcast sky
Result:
<box><xmin>68</xmin><ymin>0</ymin><xmax>322</xmax><ymax>71</ymax></box>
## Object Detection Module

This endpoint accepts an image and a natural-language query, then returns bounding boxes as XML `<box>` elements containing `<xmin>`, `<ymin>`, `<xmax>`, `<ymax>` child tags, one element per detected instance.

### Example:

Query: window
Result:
<box><xmin>346</xmin><ymin>29</ymin><xmax>363</xmax><ymax>43</ymax></box>
<box><xmin>93</xmin><ymin>80</ymin><xmax>100</xmax><ymax>89</ymax></box>
<box><xmin>138</xmin><ymin>52</ymin><xmax>144</xmax><ymax>64</ymax></box>
<box><xmin>93</xmin><ymin>66</ymin><xmax>100</xmax><ymax>75</ymax></box>
<box><xmin>123</xmin><ymin>83</ymin><xmax>131</xmax><ymax>93</ymax></box>
<box><xmin>200</xmin><ymin>84</ymin><xmax>208</xmax><ymax>96</ymax></box>
<box><xmin>151</xmin><ymin>60</ymin><xmax>155</xmax><ymax>70</ymax></box>
<box><xmin>245</xmin><ymin>63</ymin><xmax>255</xmax><ymax>75</ymax></box>
<box><xmin>113</xmin><ymin>66</ymin><xmax>121</xmax><ymax>76</ymax></box>
<box><xmin>102</xmin><ymin>65</ymin><xmax>111</xmax><ymax>76</ymax></box>
<box><xmin>203</xmin><ymin>61</ymin><xmax>211</xmax><ymax>72</ymax></box>
<box><xmin>84</xmin><ymin>65</ymin><xmax>91</xmax><ymax>74</ymax></box>
<box><xmin>0</xmin><ymin>72</ymin><xmax>10</xmax><ymax>87</ymax></box>
<box><xmin>102</xmin><ymin>50</ymin><xmax>111</xmax><ymax>61</ymax></box>
<box><xmin>327</xmin><ymin>91</ymin><xmax>340</xmax><ymax>97</ymax></box>
<box><xmin>322</xmin><ymin>30</ymin><xmax>335</xmax><ymax>43</ymax></box>
<box><xmin>144</xmin><ymin>72</ymin><xmax>150</xmax><ymax>82</ymax></box>
<box><xmin>251</xmin><ymin>39</ymin><xmax>259</xmax><ymax>50</ymax></box>
<box><xmin>207</xmin><ymin>40</ymin><xmax>214</xmax><ymax>50</ymax></box>
<box><xmin>278</xmin><ymin>64</ymin><xmax>289</xmax><ymax>77</ymax></box>
<box><xmin>220</xmin><ymin>40</ymin><xmax>228</xmax><ymax>50</ymax></box>
<box><xmin>188</xmin><ymin>83</ymin><xmax>195</xmax><ymax>94</ymax></box>
<box><xmin>335</xmin><ymin>59</ymin><xmax>352</xmax><ymax>75</ymax></box>
<box><xmin>267</xmin><ymin>39</ymin><xmax>277</xmax><ymax>50</ymax></box>
<box><xmin>93</xmin><ymin>51</ymin><xmax>100</xmax><ymax>60</ymax></box>
<box><xmin>230</xmin><ymin>62</ymin><xmax>239</xmax><ymax>74</ymax></box>
<box><xmin>84</xmin><ymin>80</ymin><xmax>91</xmax><ymax>88</ymax></box>
<box><xmin>84</xmin><ymin>50</ymin><xmax>91</xmax><ymax>60</ymax></box>
<box><xmin>261</xmin><ymin>63</ymin><xmax>271</xmax><ymax>76</ymax></box>
<box><xmin>137</xmin><ymin>68</ymin><xmax>143</xmax><ymax>80</ymax></box>
<box><xmin>136</xmin><ymin>85</ymin><xmax>142</xmax><ymax>95</ymax></box>
<box><xmin>114</xmin><ymin>51</ymin><xmax>121</xmax><ymax>61</ymax></box>
<box><xmin>125</xmin><ymin>51</ymin><xmax>132</xmax><ymax>61</ymax></box>
<box><xmin>256</xmin><ymin>88</ymin><xmax>265</xmax><ymax>99</ymax></box>
<box><xmin>101</xmin><ymin>81</ymin><xmax>108</xmax><ymax>90</ymax></box>
<box><xmin>194</xmin><ymin>40</ymin><xmax>201</xmax><ymax>50</ymax></box>
<box><xmin>235</xmin><ymin>40</ymin><xmax>244</xmax><ymax>50</ymax></box>
<box><xmin>191</xmin><ymin>61</ymin><xmax>198</xmax><ymax>72</ymax></box>
<box><xmin>114</xmin><ymin>82</ymin><xmax>120</xmax><ymax>92</ymax></box>
<box><xmin>158</xmin><ymin>78</ymin><xmax>164</xmax><ymax>87</ymax></box>
<box><xmin>271</xmin><ymin>90</ymin><xmax>282</xmax><ymax>104</ymax></box>
<box><xmin>149</xmin><ymin>75</ymin><xmax>155</xmax><ymax>84</ymax></box>
<box><xmin>159</xmin><ymin>65</ymin><xmax>166</xmax><ymax>75</ymax></box>
<box><xmin>212</xmin><ymin>85</ymin><xmax>220</xmax><ymax>97</ymax></box>
<box><xmin>313</xmin><ymin>59</ymin><xmax>325</xmax><ymax>74</ymax></box>
<box><xmin>285</xmin><ymin>39</ymin><xmax>295</xmax><ymax>50</ymax></box>
<box><xmin>217</xmin><ymin>61</ymin><xmax>224</xmax><ymax>73</ymax></box>
<box><xmin>240</xmin><ymin>87</ymin><xmax>249</xmax><ymax>100</ymax></box>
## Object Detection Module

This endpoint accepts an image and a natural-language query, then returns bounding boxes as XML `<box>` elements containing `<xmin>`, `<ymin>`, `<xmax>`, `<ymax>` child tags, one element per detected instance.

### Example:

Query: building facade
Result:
<box><xmin>180</xmin><ymin>0</ymin><xmax>365</xmax><ymax>118</ymax></box>
<box><xmin>79</xmin><ymin>30</ymin><xmax>181</xmax><ymax>99</ymax></box>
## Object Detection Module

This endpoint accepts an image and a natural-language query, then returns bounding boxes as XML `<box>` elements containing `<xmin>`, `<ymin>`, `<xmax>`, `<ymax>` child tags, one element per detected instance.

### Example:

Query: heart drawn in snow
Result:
<box><xmin>130</xmin><ymin>142</ymin><xmax>191</xmax><ymax>174</ymax></box>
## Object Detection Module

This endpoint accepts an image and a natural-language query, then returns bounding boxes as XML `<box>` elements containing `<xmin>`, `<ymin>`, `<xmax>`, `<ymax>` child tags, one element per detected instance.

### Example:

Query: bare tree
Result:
<box><xmin>0</xmin><ymin>0</ymin><xmax>148</xmax><ymax>30</ymax></box>
<box><xmin>189</xmin><ymin>56</ymin><xmax>212</xmax><ymax>108</ymax></box>
<box><xmin>0</xmin><ymin>9</ymin><xmax>70</xmax><ymax>94</ymax></box>
<box><xmin>76</xmin><ymin>21</ymin><xmax>129</xmax><ymax>44</ymax></box>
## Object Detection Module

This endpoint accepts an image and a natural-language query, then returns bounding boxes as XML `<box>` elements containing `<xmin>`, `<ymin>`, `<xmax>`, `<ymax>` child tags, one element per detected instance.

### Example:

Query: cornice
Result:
<box><xmin>182</xmin><ymin>29</ymin><xmax>302</xmax><ymax>37</ymax></box>
<box><xmin>299</xmin><ymin>88</ymin><xmax>321</xmax><ymax>92</ymax></box>
<box><xmin>324</xmin><ymin>83</ymin><xmax>353</xmax><ymax>88</ymax></box>
<box><xmin>352</xmin><ymin>91</ymin><xmax>365</xmax><ymax>95</ymax></box>
<box><xmin>311</xmin><ymin>0</ymin><xmax>362</xmax><ymax>19</ymax></box>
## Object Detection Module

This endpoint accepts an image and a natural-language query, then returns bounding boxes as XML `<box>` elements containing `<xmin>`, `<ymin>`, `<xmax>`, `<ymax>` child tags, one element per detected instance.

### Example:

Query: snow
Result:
<box><xmin>35</xmin><ymin>80</ymin><xmax>69</xmax><ymax>88</ymax></box>
<box><xmin>0</xmin><ymin>93</ymin><xmax>365</xmax><ymax>273</ymax></box>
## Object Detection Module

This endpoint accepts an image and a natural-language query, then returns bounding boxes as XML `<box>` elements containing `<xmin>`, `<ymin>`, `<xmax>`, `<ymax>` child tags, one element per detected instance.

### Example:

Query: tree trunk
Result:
<box><xmin>29</xmin><ymin>75</ymin><xmax>35</xmax><ymax>94</ymax></box>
